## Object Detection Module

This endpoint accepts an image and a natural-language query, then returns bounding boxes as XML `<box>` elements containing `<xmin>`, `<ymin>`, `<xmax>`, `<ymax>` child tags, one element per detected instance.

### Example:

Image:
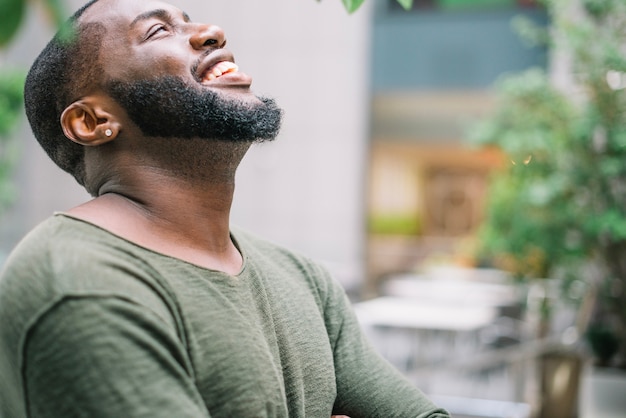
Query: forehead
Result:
<box><xmin>80</xmin><ymin>0</ymin><xmax>186</xmax><ymax>29</ymax></box>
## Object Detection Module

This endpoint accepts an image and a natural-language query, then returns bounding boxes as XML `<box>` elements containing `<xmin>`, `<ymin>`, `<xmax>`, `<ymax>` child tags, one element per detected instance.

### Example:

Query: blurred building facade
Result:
<box><xmin>366</xmin><ymin>0</ymin><xmax>548</xmax><ymax>294</ymax></box>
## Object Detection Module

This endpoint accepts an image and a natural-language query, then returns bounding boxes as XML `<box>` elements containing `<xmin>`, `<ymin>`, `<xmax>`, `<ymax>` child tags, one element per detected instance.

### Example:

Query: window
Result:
<box><xmin>387</xmin><ymin>0</ymin><xmax>540</xmax><ymax>13</ymax></box>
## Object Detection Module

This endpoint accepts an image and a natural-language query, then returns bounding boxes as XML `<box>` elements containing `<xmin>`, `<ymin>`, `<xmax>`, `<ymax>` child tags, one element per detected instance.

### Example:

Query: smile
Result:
<box><xmin>201</xmin><ymin>61</ymin><xmax>239</xmax><ymax>84</ymax></box>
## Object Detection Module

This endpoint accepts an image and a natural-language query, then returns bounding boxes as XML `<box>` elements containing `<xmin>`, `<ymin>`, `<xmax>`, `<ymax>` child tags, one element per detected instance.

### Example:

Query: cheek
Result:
<box><xmin>143</xmin><ymin>52</ymin><xmax>189</xmax><ymax>77</ymax></box>
<box><xmin>102</xmin><ymin>42</ymin><xmax>190</xmax><ymax>81</ymax></box>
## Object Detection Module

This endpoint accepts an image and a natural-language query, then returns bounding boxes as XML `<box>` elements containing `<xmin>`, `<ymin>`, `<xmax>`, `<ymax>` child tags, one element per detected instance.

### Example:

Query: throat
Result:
<box><xmin>65</xmin><ymin>192</ymin><xmax>243</xmax><ymax>274</ymax></box>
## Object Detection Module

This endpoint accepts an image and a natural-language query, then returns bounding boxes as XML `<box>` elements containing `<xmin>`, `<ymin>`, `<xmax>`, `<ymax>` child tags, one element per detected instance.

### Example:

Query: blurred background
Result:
<box><xmin>2</xmin><ymin>0</ymin><xmax>626</xmax><ymax>417</ymax></box>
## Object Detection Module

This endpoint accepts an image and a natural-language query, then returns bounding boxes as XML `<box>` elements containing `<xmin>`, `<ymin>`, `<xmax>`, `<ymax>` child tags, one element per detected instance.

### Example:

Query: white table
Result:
<box><xmin>354</xmin><ymin>296</ymin><xmax>497</xmax><ymax>332</ymax></box>
<box><xmin>381</xmin><ymin>274</ymin><xmax>521</xmax><ymax>309</ymax></box>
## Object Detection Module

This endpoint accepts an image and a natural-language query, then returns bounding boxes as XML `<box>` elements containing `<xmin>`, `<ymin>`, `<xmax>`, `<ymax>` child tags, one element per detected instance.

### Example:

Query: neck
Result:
<box><xmin>101</xmin><ymin>173</ymin><xmax>237</xmax><ymax>243</ymax></box>
<box><xmin>71</xmin><ymin>138</ymin><xmax>252</xmax><ymax>274</ymax></box>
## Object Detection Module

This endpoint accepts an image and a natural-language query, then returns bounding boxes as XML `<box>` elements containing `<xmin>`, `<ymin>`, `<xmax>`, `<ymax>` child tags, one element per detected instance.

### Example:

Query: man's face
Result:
<box><xmin>81</xmin><ymin>0</ymin><xmax>282</xmax><ymax>142</ymax></box>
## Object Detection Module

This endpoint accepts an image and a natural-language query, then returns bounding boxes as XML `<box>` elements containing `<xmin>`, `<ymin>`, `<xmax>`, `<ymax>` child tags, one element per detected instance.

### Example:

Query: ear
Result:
<box><xmin>60</xmin><ymin>97</ymin><xmax>122</xmax><ymax>146</ymax></box>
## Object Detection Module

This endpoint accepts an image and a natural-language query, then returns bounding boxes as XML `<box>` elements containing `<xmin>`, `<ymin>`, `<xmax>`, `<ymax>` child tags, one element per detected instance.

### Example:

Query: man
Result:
<box><xmin>0</xmin><ymin>0</ymin><xmax>450</xmax><ymax>416</ymax></box>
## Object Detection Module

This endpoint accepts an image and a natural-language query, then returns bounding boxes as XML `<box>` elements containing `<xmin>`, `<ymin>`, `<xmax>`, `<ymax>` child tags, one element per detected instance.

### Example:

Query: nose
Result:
<box><xmin>190</xmin><ymin>24</ymin><xmax>226</xmax><ymax>49</ymax></box>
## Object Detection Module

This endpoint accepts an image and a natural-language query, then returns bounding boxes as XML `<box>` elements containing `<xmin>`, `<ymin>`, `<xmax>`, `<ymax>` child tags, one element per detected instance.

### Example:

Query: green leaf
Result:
<box><xmin>583</xmin><ymin>0</ymin><xmax>614</xmax><ymax>19</ymax></box>
<box><xmin>590</xmin><ymin>210</ymin><xmax>626</xmax><ymax>240</ymax></box>
<box><xmin>0</xmin><ymin>0</ymin><xmax>26</xmax><ymax>47</ymax></box>
<box><xmin>395</xmin><ymin>0</ymin><xmax>414</xmax><ymax>11</ymax></box>
<box><xmin>0</xmin><ymin>70</ymin><xmax>24</xmax><ymax>214</ymax></box>
<box><xmin>341</xmin><ymin>0</ymin><xmax>365</xmax><ymax>13</ymax></box>
<box><xmin>0</xmin><ymin>71</ymin><xmax>26</xmax><ymax>137</ymax></box>
<box><xmin>341</xmin><ymin>0</ymin><xmax>412</xmax><ymax>13</ymax></box>
<box><xmin>599</xmin><ymin>157</ymin><xmax>623</xmax><ymax>177</ymax></box>
<box><xmin>441</xmin><ymin>0</ymin><xmax>515</xmax><ymax>10</ymax></box>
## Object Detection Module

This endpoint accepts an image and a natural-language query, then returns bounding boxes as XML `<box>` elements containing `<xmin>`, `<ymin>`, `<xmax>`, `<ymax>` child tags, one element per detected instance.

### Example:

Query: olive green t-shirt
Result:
<box><xmin>0</xmin><ymin>214</ymin><xmax>449</xmax><ymax>418</ymax></box>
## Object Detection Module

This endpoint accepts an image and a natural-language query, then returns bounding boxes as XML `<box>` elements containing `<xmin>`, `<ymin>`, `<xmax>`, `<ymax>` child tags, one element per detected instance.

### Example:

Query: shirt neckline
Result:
<box><xmin>53</xmin><ymin>212</ymin><xmax>248</xmax><ymax>277</ymax></box>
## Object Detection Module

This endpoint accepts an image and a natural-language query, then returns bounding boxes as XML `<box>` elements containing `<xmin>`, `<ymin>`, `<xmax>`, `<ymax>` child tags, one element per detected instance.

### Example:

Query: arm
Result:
<box><xmin>23</xmin><ymin>296</ymin><xmax>211</xmax><ymax>418</ymax></box>
<box><xmin>324</xmin><ymin>280</ymin><xmax>450</xmax><ymax>418</ymax></box>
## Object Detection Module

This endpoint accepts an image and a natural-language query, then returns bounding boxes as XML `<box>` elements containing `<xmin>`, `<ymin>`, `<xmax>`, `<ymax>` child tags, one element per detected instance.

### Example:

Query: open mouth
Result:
<box><xmin>201</xmin><ymin>61</ymin><xmax>239</xmax><ymax>84</ymax></box>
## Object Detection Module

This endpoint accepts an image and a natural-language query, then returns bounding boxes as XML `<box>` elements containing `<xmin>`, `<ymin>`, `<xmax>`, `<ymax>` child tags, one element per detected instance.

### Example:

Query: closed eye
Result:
<box><xmin>146</xmin><ymin>24</ymin><xmax>168</xmax><ymax>39</ymax></box>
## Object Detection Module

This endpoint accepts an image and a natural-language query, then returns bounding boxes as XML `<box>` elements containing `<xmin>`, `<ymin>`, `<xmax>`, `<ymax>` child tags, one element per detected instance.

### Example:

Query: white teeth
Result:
<box><xmin>203</xmin><ymin>61</ymin><xmax>238</xmax><ymax>82</ymax></box>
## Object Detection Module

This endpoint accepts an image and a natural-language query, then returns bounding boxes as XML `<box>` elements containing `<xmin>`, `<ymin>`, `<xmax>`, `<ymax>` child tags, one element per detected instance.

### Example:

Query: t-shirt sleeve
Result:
<box><xmin>323</xmin><ymin>276</ymin><xmax>450</xmax><ymax>418</ymax></box>
<box><xmin>23</xmin><ymin>296</ymin><xmax>211</xmax><ymax>418</ymax></box>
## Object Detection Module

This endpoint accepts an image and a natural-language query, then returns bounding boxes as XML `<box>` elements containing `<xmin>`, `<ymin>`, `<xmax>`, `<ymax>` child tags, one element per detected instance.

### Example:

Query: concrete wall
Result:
<box><xmin>0</xmin><ymin>0</ymin><xmax>372</xmax><ymax>289</ymax></box>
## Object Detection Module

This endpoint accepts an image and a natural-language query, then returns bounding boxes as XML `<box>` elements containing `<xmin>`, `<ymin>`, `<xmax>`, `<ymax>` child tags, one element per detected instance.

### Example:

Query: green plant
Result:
<box><xmin>0</xmin><ymin>70</ymin><xmax>25</xmax><ymax>211</ymax></box>
<box><xmin>471</xmin><ymin>0</ymin><xmax>626</xmax><ymax>368</ymax></box>
<box><xmin>0</xmin><ymin>0</ymin><xmax>66</xmax><ymax>47</ymax></box>
<box><xmin>1</xmin><ymin>0</ymin><xmax>68</xmax><ymax>215</ymax></box>
<box><xmin>368</xmin><ymin>213</ymin><xmax>422</xmax><ymax>236</ymax></box>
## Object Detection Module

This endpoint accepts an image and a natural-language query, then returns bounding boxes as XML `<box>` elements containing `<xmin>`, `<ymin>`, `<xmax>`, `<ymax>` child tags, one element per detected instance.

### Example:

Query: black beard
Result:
<box><xmin>104</xmin><ymin>76</ymin><xmax>282</xmax><ymax>142</ymax></box>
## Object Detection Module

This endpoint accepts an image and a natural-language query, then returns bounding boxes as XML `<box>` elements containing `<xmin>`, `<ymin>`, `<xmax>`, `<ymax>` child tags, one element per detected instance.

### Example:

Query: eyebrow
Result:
<box><xmin>130</xmin><ymin>8</ymin><xmax>191</xmax><ymax>28</ymax></box>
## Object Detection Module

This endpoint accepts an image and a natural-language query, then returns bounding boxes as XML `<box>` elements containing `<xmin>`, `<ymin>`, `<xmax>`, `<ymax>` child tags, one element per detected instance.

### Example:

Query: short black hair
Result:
<box><xmin>24</xmin><ymin>0</ymin><xmax>104</xmax><ymax>186</ymax></box>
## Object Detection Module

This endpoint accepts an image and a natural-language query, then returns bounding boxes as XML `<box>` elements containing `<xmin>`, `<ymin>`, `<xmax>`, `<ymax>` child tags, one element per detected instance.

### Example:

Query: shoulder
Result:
<box><xmin>232</xmin><ymin>226</ymin><xmax>331</xmax><ymax>279</ymax></box>
<box><xmin>0</xmin><ymin>216</ymin><xmax>81</xmax><ymax>296</ymax></box>
<box><xmin>231</xmin><ymin>226</ymin><xmax>344</xmax><ymax>305</ymax></box>
<box><xmin>0</xmin><ymin>214</ymin><xmax>180</xmax><ymax>347</ymax></box>
<box><xmin>2</xmin><ymin>214</ymin><xmax>128</xmax><ymax>271</ymax></box>
<box><xmin>1</xmin><ymin>215</ymin><xmax>164</xmax><ymax>294</ymax></box>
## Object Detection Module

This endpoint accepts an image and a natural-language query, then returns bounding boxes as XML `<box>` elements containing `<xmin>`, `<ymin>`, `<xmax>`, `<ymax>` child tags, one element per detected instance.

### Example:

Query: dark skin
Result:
<box><xmin>59</xmin><ymin>3</ymin><xmax>351</xmax><ymax>415</ymax></box>
<box><xmin>60</xmin><ymin>0</ymin><xmax>260</xmax><ymax>275</ymax></box>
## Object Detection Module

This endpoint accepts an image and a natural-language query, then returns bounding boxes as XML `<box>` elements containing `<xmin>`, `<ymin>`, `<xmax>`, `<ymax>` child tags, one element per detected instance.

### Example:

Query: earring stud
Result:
<box><xmin>105</xmin><ymin>129</ymin><xmax>113</xmax><ymax>137</ymax></box>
